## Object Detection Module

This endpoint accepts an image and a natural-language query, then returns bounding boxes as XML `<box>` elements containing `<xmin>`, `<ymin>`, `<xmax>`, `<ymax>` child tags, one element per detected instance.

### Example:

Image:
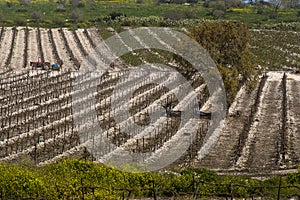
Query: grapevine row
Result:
<box><xmin>48</xmin><ymin>29</ymin><xmax>63</xmax><ymax>67</ymax></box>
<box><xmin>23</xmin><ymin>27</ymin><xmax>29</xmax><ymax>68</ymax></box>
<box><xmin>59</xmin><ymin>28</ymin><xmax>80</xmax><ymax>69</ymax></box>
<box><xmin>233</xmin><ymin>74</ymin><xmax>268</xmax><ymax>165</ymax></box>
<box><xmin>5</xmin><ymin>27</ymin><xmax>17</xmax><ymax>67</ymax></box>
<box><xmin>36</xmin><ymin>28</ymin><xmax>44</xmax><ymax>62</ymax></box>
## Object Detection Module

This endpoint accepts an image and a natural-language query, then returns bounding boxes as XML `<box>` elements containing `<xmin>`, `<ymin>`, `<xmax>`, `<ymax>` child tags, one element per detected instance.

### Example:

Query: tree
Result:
<box><xmin>31</xmin><ymin>11</ymin><xmax>43</xmax><ymax>22</ymax></box>
<box><xmin>70</xmin><ymin>10</ymin><xmax>82</xmax><ymax>22</ymax></box>
<box><xmin>189</xmin><ymin>21</ymin><xmax>258</xmax><ymax>105</ymax></box>
<box><xmin>70</xmin><ymin>0</ymin><xmax>84</xmax><ymax>7</ymax></box>
<box><xmin>269</xmin><ymin>0</ymin><xmax>282</xmax><ymax>18</ymax></box>
<box><xmin>56</xmin><ymin>0</ymin><xmax>66</xmax><ymax>12</ymax></box>
<box><xmin>87</xmin><ymin>0</ymin><xmax>96</xmax><ymax>9</ymax></box>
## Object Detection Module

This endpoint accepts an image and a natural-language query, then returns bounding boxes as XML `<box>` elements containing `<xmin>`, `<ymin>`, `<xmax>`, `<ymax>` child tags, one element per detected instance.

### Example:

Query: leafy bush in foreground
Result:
<box><xmin>0</xmin><ymin>160</ymin><xmax>299</xmax><ymax>199</ymax></box>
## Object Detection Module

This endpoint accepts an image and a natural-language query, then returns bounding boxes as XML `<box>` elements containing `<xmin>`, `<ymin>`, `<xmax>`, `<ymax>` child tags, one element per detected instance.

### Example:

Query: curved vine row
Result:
<box><xmin>233</xmin><ymin>74</ymin><xmax>268</xmax><ymax>164</ymax></box>
<box><xmin>36</xmin><ymin>27</ymin><xmax>44</xmax><ymax>62</ymax></box>
<box><xmin>23</xmin><ymin>27</ymin><xmax>29</xmax><ymax>68</ymax></box>
<box><xmin>83</xmin><ymin>28</ymin><xmax>96</xmax><ymax>48</ymax></box>
<box><xmin>48</xmin><ymin>29</ymin><xmax>63</xmax><ymax>67</ymax></box>
<box><xmin>59</xmin><ymin>28</ymin><xmax>80</xmax><ymax>69</ymax></box>
<box><xmin>280</xmin><ymin>72</ymin><xmax>287</xmax><ymax>164</ymax></box>
<box><xmin>5</xmin><ymin>27</ymin><xmax>17</xmax><ymax>68</ymax></box>
<box><xmin>0</xmin><ymin>27</ymin><xmax>4</xmax><ymax>41</ymax></box>
<box><xmin>72</xmin><ymin>30</ymin><xmax>87</xmax><ymax>57</ymax></box>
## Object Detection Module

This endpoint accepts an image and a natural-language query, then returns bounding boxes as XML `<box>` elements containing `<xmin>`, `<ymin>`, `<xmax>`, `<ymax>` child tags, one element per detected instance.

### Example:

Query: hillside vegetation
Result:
<box><xmin>0</xmin><ymin>159</ymin><xmax>299</xmax><ymax>199</ymax></box>
<box><xmin>190</xmin><ymin>21</ymin><xmax>258</xmax><ymax>104</ymax></box>
<box><xmin>0</xmin><ymin>0</ymin><xmax>298</xmax><ymax>27</ymax></box>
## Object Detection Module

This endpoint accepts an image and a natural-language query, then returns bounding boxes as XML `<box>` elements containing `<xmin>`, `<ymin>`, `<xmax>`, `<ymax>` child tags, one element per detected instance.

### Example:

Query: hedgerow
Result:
<box><xmin>0</xmin><ymin>159</ymin><xmax>299</xmax><ymax>199</ymax></box>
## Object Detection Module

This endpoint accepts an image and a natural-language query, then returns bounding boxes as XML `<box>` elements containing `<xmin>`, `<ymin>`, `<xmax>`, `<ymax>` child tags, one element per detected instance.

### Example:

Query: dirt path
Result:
<box><xmin>196</xmin><ymin>85</ymin><xmax>257</xmax><ymax>169</ymax></box>
<box><xmin>87</xmin><ymin>28</ymin><xmax>103</xmax><ymax>44</ymax></box>
<box><xmin>62</xmin><ymin>28</ymin><xmax>84</xmax><ymax>63</ymax></box>
<box><xmin>27</xmin><ymin>28</ymin><xmax>39</xmax><ymax>67</ymax></box>
<box><xmin>40</xmin><ymin>28</ymin><xmax>56</xmax><ymax>65</ymax></box>
<box><xmin>75</xmin><ymin>29</ymin><xmax>95</xmax><ymax>59</ymax></box>
<box><xmin>245</xmin><ymin>72</ymin><xmax>283</xmax><ymax>171</ymax></box>
<box><xmin>10</xmin><ymin>27</ymin><xmax>25</xmax><ymax>70</ymax></box>
<box><xmin>82</xmin><ymin>28</ymin><xmax>124</xmax><ymax>70</ymax></box>
<box><xmin>286</xmin><ymin>73</ymin><xmax>300</xmax><ymax>167</ymax></box>
<box><xmin>51</xmin><ymin>29</ymin><xmax>74</xmax><ymax>71</ymax></box>
<box><xmin>0</xmin><ymin>28</ymin><xmax>13</xmax><ymax>68</ymax></box>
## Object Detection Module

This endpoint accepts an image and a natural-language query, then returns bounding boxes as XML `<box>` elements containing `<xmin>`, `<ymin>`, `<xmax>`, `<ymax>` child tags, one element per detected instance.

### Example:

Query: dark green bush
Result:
<box><xmin>190</xmin><ymin>21</ymin><xmax>258</xmax><ymax>105</ymax></box>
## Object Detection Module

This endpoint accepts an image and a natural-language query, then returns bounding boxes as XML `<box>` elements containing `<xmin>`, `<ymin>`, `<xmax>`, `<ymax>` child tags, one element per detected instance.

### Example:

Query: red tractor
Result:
<box><xmin>30</xmin><ymin>61</ymin><xmax>60</xmax><ymax>71</ymax></box>
<box><xmin>30</xmin><ymin>61</ymin><xmax>51</xmax><ymax>70</ymax></box>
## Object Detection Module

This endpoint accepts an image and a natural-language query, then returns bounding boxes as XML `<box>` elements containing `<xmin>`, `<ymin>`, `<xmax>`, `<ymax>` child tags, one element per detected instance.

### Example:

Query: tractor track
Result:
<box><xmin>286</xmin><ymin>73</ymin><xmax>300</xmax><ymax>167</ymax></box>
<box><xmin>83</xmin><ymin>28</ymin><xmax>96</xmax><ymax>48</ymax></box>
<box><xmin>59</xmin><ymin>28</ymin><xmax>80</xmax><ymax>69</ymax></box>
<box><xmin>27</xmin><ymin>27</ymin><xmax>39</xmax><ymax>65</ymax></box>
<box><xmin>10</xmin><ymin>27</ymin><xmax>25</xmax><ymax>70</ymax></box>
<box><xmin>51</xmin><ymin>29</ymin><xmax>74</xmax><ymax>70</ymax></box>
<box><xmin>40</xmin><ymin>28</ymin><xmax>56</xmax><ymax>67</ymax></box>
<box><xmin>244</xmin><ymin>73</ymin><xmax>283</xmax><ymax>171</ymax></box>
<box><xmin>0</xmin><ymin>28</ymin><xmax>12</xmax><ymax>68</ymax></box>
<box><xmin>36</xmin><ymin>28</ymin><xmax>44</xmax><ymax>62</ymax></box>
<box><xmin>75</xmin><ymin>29</ymin><xmax>98</xmax><ymax>67</ymax></box>
<box><xmin>72</xmin><ymin>30</ymin><xmax>88</xmax><ymax>57</ymax></box>
<box><xmin>23</xmin><ymin>27</ymin><xmax>29</xmax><ymax>68</ymax></box>
<box><xmin>4</xmin><ymin>27</ymin><xmax>17</xmax><ymax>68</ymax></box>
<box><xmin>280</xmin><ymin>72</ymin><xmax>288</xmax><ymax>166</ymax></box>
<box><xmin>233</xmin><ymin>74</ymin><xmax>268</xmax><ymax>168</ymax></box>
<box><xmin>0</xmin><ymin>27</ymin><xmax>4</xmax><ymax>45</ymax></box>
<box><xmin>48</xmin><ymin>29</ymin><xmax>63</xmax><ymax>67</ymax></box>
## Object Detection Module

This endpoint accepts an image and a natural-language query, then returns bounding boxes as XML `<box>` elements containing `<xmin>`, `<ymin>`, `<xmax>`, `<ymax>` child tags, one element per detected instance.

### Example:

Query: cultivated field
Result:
<box><xmin>0</xmin><ymin>27</ymin><xmax>299</xmax><ymax>175</ymax></box>
<box><xmin>0</xmin><ymin>27</ymin><xmax>103</xmax><ymax>71</ymax></box>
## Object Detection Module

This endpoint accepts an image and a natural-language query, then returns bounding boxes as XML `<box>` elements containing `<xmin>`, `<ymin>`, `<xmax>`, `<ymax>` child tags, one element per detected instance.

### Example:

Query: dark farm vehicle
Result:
<box><xmin>30</xmin><ymin>61</ymin><xmax>60</xmax><ymax>71</ymax></box>
<box><xmin>30</xmin><ymin>61</ymin><xmax>50</xmax><ymax>70</ymax></box>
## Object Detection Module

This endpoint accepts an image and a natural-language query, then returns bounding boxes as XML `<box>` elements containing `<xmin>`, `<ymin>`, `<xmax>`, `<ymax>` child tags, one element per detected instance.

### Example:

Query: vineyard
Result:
<box><xmin>250</xmin><ymin>29</ymin><xmax>300</xmax><ymax>69</ymax></box>
<box><xmin>0</xmin><ymin>27</ymin><xmax>101</xmax><ymax>70</ymax></box>
<box><xmin>0</xmin><ymin>26</ymin><xmax>299</xmax><ymax>176</ymax></box>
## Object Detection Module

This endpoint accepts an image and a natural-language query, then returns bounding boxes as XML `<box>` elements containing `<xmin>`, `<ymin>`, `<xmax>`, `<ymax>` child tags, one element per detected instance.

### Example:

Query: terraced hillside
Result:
<box><xmin>195</xmin><ymin>71</ymin><xmax>300</xmax><ymax>174</ymax></box>
<box><xmin>0</xmin><ymin>27</ymin><xmax>299</xmax><ymax>175</ymax></box>
<box><xmin>0</xmin><ymin>27</ymin><xmax>108</xmax><ymax>71</ymax></box>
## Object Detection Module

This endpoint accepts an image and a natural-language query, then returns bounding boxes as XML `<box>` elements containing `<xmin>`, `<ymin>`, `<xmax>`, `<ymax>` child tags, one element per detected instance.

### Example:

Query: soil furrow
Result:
<box><xmin>196</xmin><ymin>83</ymin><xmax>258</xmax><ymax>169</ymax></box>
<box><xmin>59</xmin><ymin>28</ymin><xmax>80</xmax><ymax>69</ymax></box>
<box><xmin>27</xmin><ymin>27</ymin><xmax>39</xmax><ymax>65</ymax></box>
<box><xmin>10</xmin><ymin>27</ymin><xmax>25</xmax><ymax>70</ymax></box>
<box><xmin>51</xmin><ymin>29</ymin><xmax>74</xmax><ymax>70</ymax></box>
<box><xmin>286</xmin><ymin>73</ymin><xmax>300</xmax><ymax>167</ymax></box>
<box><xmin>245</xmin><ymin>72</ymin><xmax>283</xmax><ymax>171</ymax></box>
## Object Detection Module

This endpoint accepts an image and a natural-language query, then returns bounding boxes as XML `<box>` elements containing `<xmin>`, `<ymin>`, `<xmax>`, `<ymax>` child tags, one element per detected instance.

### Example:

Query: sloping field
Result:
<box><xmin>0</xmin><ymin>27</ymin><xmax>104</xmax><ymax>71</ymax></box>
<box><xmin>195</xmin><ymin>71</ymin><xmax>300</xmax><ymax>174</ymax></box>
<box><xmin>0</xmin><ymin>27</ymin><xmax>299</xmax><ymax>174</ymax></box>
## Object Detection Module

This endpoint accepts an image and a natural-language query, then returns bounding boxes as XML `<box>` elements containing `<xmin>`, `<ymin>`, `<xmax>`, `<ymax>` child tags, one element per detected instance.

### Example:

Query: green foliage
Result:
<box><xmin>190</xmin><ymin>21</ymin><xmax>258</xmax><ymax>105</ymax></box>
<box><xmin>0</xmin><ymin>160</ymin><xmax>299</xmax><ymax>199</ymax></box>
<box><xmin>212</xmin><ymin>9</ymin><xmax>226</xmax><ymax>18</ymax></box>
<box><xmin>0</xmin><ymin>163</ymin><xmax>49</xmax><ymax>199</ymax></box>
<box><xmin>31</xmin><ymin>11</ymin><xmax>43</xmax><ymax>22</ymax></box>
<box><xmin>164</xmin><ymin>10</ymin><xmax>196</xmax><ymax>20</ymax></box>
<box><xmin>69</xmin><ymin>9</ymin><xmax>82</xmax><ymax>22</ymax></box>
<box><xmin>0</xmin><ymin>0</ymin><xmax>299</xmax><ymax>28</ymax></box>
<box><xmin>249</xmin><ymin>28</ymin><xmax>300</xmax><ymax>69</ymax></box>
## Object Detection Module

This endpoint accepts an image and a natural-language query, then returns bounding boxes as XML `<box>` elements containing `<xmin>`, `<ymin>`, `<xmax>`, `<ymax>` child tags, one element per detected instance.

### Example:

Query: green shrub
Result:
<box><xmin>14</xmin><ymin>18</ymin><xmax>27</xmax><ymax>26</ymax></box>
<box><xmin>31</xmin><ymin>11</ymin><xmax>43</xmax><ymax>22</ymax></box>
<box><xmin>55</xmin><ymin>3</ymin><xmax>66</xmax><ymax>12</ymax></box>
<box><xmin>190</xmin><ymin>21</ymin><xmax>258</xmax><ymax>105</ymax></box>
<box><xmin>0</xmin><ymin>160</ymin><xmax>298</xmax><ymax>199</ymax></box>
<box><xmin>212</xmin><ymin>9</ymin><xmax>225</xmax><ymax>18</ymax></box>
